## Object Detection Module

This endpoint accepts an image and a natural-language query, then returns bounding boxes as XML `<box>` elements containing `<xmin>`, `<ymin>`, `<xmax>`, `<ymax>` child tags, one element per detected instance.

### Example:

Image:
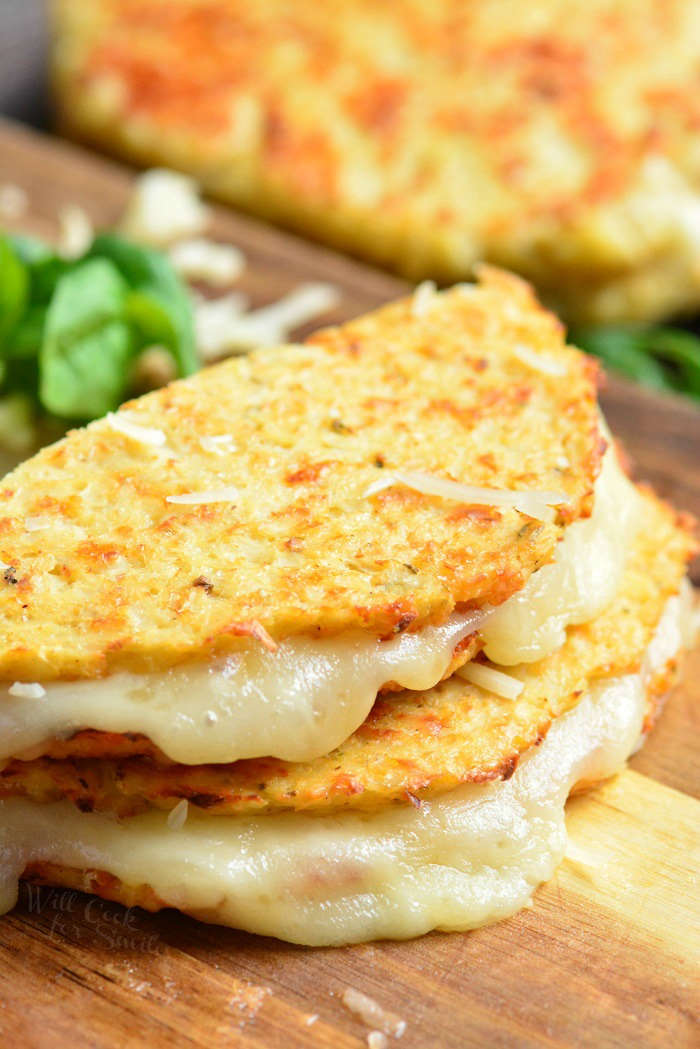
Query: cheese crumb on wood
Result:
<box><xmin>58</xmin><ymin>204</ymin><xmax>94</xmax><ymax>259</ymax></box>
<box><xmin>0</xmin><ymin>183</ymin><xmax>28</xmax><ymax>220</ymax></box>
<box><xmin>368</xmin><ymin>1033</ymin><xmax>389</xmax><ymax>1049</ymax></box>
<box><xmin>121</xmin><ymin>169</ymin><xmax>209</xmax><ymax>245</ymax></box>
<box><xmin>194</xmin><ymin>283</ymin><xmax>339</xmax><ymax>359</ymax></box>
<box><xmin>170</xmin><ymin>238</ymin><xmax>245</xmax><ymax>286</ymax></box>
<box><xmin>192</xmin><ymin>291</ymin><xmax>249</xmax><ymax>359</ymax></box>
<box><xmin>341</xmin><ymin>988</ymin><xmax>407</xmax><ymax>1038</ymax></box>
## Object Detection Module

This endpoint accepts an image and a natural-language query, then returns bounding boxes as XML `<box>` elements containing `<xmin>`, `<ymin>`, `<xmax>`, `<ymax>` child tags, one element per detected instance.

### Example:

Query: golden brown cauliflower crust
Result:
<box><xmin>0</xmin><ymin>271</ymin><xmax>601</xmax><ymax>681</ymax></box>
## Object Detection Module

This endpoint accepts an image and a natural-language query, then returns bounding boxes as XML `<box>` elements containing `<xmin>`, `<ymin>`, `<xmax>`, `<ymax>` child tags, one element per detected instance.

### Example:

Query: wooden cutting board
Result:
<box><xmin>0</xmin><ymin>119</ymin><xmax>698</xmax><ymax>1049</ymax></box>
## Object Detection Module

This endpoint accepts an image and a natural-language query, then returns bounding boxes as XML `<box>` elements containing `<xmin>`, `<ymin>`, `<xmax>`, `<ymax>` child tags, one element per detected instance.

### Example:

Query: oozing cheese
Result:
<box><xmin>481</xmin><ymin>446</ymin><xmax>638</xmax><ymax>664</ymax></box>
<box><xmin>0</xmin><ymin>612</ymin><xmax>485</xmax><ymax>765</ymax></box>
<box><xmin>0</xmin><ymin>591</ymin><xmax>689</xmax><ymax>946</ymax></box>
<box><xmin>0</xmin><ymin>446</ymin><xmax>633</xmax><ymax>766</ymax></box>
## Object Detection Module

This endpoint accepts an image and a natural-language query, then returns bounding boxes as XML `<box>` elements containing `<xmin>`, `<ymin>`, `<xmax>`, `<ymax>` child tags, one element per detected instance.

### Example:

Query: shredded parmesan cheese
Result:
<box><xmin>305</xmin><ymin>1014</ymin><xmax>319</xmax><ymax>1027</ymax></box>
<box><xmin>363</xmin><ymin>470</ymin><xmax>569</xmax><ymax>521</ymax></box>
<box><xmin>121</xmin><ymin>169</ymin><xmax>209</xmax><ymax>246</ymax></box>
<box><xmin>107</xmin><ymin>412</ymin><xmax>167</xmax><ymax>448</ymax></box>
<box><xmin>166</xmin><ymin>486</ymin><xmax>240</xmax><ymax>505</ymax></box>
<box><xmin>170</xmin><ymin>238</ymin><xmax>245</xmax><ymax>286</ymax></box>
<box><xmin>57</xmin><ymin>204</ymin><xmax>94</xmax><ymax>259</ymax></box>
<box><xmin>194</xmin><ymin>283</ymin><xmax>339</xmax><ymax>359</ymax></box>
<box><xmin>368</xmin><ymin>1034</ymin><xmax>389</xmax><ymax>1049</ymax></box>
<box><xmin>166</xmin><ymin>799</ymin><xmax>189</xmax><ymax>831</ymax></box>
<box><xmin>456</xmin><ymin>661</ymin><xmax>524</xmax><ymax>700</ymax></box>
<box><xmin>251</xmin><ymin>282</ymin><xmax>339</xmax><ymax>334</ymax></box>
<box><xmin>341</xmin><ymin>989</ymin><xmax>407</xmax><ymax>1039</ymax></box>
<box><xmin>8</xmin><ymin>682</ymin><xmax>46</xmax><ymax>700</ymax></box>
<box><xmin>512</xmin><ymin>343</ymin><xmax>568</xmax><ymax>377</ymax></box>
<box><xmin>24</xmin><ymin>517</ymin><xmax>53</xmax><ymax>532</ymax></box>
<box><xmin>411</xmin><ymin>280</ymin><xmax>437</xmax><ymax>318</ymax></box>
<box><xmin>193</xmin><ymin>291</ymin><xmax>249</xmax><ymax>359</ymax></box>
<box><xmin>0</xmin><ymin>184</ymin><xmax>28</xmax><ymax>220</ymax></box>
<box><xmin>199</xmin><ymin>434</ymin><xmax>237</xmax><ymax>455</ymax></box>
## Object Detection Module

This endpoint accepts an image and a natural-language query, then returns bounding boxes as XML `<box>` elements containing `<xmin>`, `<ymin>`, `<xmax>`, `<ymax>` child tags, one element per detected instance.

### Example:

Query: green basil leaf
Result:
<box><xmin>28</xmin><ymin>255</ymin><xmax>74</xmax><ymax>306</ymax></box>
<box><xmin>2</xmin><ymin>356</ymin><xmax>39</xmax><ymax>399</ymax></box>
<box><xmin>7</xmin><ymin>233</ymin><xmax>52</xmax><ymax>266</ymax></box>
<box><xmin>635</xmin><ymin>328</ymin><xmax>700</xmax><ymax>397</ymax></box>
<box><xmin>125</xmin><ymin>288</ymin><xmax>183</xmax><ymax>355</ymax></box>
<box><xmin>573</xmin><ymin>328</ymin><xmax>676</xmax><ymax>392</ymax></box>
<box><xmin>88</xmin><ymin>233</ymin><xmax>197</xmax><ymax>376</ymax></box>
<box><xmin>40</xmin><ymin>257</ymin><xmax>134</xmax><ymax>419</ymax></box>
<box><xmin>5</xmin><ymin>235</ymin><xmax>70</xmax><ymax>329</ymax></box>
<box><xmin>6</xmin><ymin>305</ymin><xmax>47</xmax><ymax>359</ymax></box>
<box><xmin>574</xmin><ymin>325</ymin><xmax>700</xmax><ymax>400</ymax></box>
<box><xmin>0</xmin><ymin>236</ymin><xmax>29</xmax><ymax>349</ymax></box>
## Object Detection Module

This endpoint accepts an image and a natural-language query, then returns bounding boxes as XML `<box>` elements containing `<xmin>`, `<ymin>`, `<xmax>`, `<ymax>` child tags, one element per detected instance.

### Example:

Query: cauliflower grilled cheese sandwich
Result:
<box><xmin>0</xmin><ymin>271</ymin><xmax>695</xmax><ymax>944</ymax></box>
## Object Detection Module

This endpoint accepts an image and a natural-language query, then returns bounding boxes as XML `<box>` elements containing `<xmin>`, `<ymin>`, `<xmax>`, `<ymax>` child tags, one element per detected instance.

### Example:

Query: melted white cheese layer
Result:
<box><xmin>481</xmin><ymin>446</ymin><xmax>639</xmax><ymax>664</ymax></box>
<box><xmin>0</xmin><ymin>612</ymin><xmax>483</xmax><ymax>765</ymax></box>
<box><xmin>0</xmin><ymin>445</ymin><xmax>633</xmax><ymax>766</ymax></box>
<box><xmin>0</xmin><ymin>590</ymin><xmax>689</xmax><ymax>946</ymax></box>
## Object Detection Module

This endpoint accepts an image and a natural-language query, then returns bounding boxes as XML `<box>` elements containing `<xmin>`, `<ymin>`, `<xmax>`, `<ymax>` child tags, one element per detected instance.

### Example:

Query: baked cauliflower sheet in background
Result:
<box><xmin>51</xmin><ymin>0</ymin><xmax>700</xmax><ymax>325</ymax></box>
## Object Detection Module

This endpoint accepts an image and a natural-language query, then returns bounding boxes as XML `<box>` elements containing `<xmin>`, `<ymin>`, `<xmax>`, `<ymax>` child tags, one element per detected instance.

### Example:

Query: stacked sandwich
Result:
<box><xmin>0</xmin><ymin>269</ymin><xmax>695</xmax><ymax>945</ymax></box>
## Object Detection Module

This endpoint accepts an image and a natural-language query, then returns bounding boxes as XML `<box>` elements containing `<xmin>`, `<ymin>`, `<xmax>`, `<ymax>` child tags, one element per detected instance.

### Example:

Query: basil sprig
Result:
<box><xmin>0</xmin><ymin>230</ymin><xmax>197</xmax><ymax>422</ymax></box>
<box><xmin>573</xmin><ymin>325</ymin><xmax>700</xmax><ymax>401</ymax></box>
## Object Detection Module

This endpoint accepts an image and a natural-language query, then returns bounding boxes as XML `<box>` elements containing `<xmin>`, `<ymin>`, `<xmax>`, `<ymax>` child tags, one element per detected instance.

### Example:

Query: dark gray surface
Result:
<box><xmin>0</xmin><ymin>0</ymin><xmax>48</xmax><ymax>125</ymax></box>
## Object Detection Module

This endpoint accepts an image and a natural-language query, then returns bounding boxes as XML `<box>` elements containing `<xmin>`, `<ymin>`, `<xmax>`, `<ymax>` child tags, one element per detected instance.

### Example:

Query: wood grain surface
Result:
<box><xmin>0</xmin><ymin>119</ymin><xmax>698</xmax><ymax>1049</ymax></box>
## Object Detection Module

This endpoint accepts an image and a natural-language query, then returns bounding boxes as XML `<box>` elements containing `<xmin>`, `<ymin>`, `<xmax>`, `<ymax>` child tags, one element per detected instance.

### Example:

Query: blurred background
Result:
<box><xmin>0</xmin><ymin>0</ymin><xmax>699</xmax><ymax>415</ymax></box>
<box><xmin>0</xmin><ymin>1</ymin><xmax>48</xmax><ymax>126</ymax></box>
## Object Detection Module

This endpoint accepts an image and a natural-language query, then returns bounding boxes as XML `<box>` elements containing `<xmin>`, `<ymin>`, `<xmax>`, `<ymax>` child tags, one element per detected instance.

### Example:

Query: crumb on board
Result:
<box><xmin>228</xmin><ymin>981</ymin><xmax>271</xmax><ymax>1029</ymax></box>
<box><xmin>0</xmin><ymin>183</ymin><xmax>28</xmax><ymax>220</ymax></box>
<box><xmin>120</xmin><ymin>168</ymin><xmax>209</xmax><ymax>245</ymax></box>
<box><xmin>58</xmin><ymin>204</ymin><xmax>94</xmax><ymax>259</ymax></box>
<box><xmin>170</xmin><ymin>237</ymin><xmax>245</xmax><ymax>286</ymax></box>
<box><xmin>368</xmin><ymin>1032</ymin><xmax>389</xmax><ymax>1049</ymax></box>
<box><xmin>341</xmin><ymin>987</ymin><xmax>407</xmax><ymax>1039</ymax></box>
